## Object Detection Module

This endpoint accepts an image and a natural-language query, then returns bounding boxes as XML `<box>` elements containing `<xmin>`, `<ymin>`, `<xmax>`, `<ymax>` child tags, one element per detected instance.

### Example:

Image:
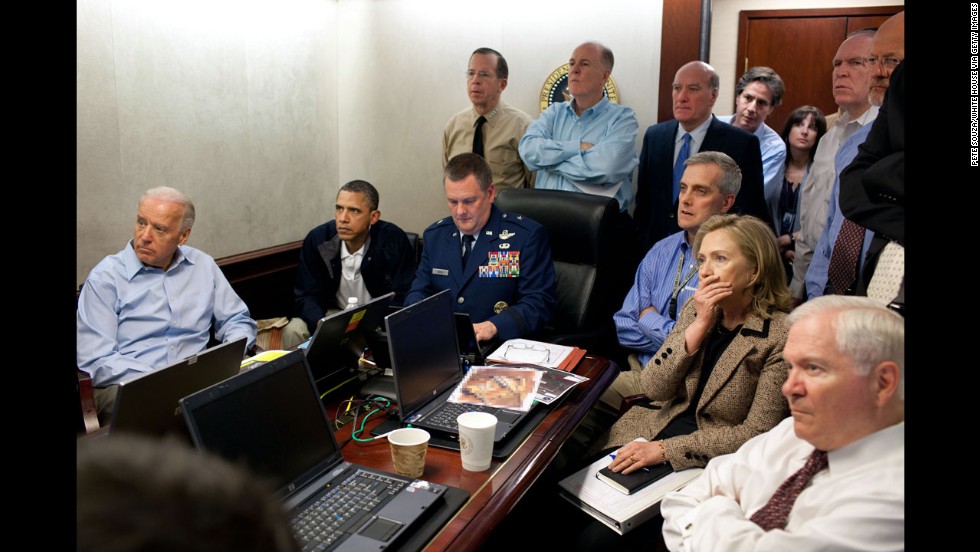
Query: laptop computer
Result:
<box><xmin>384</xmin><ymin>290</ymin><xmax>531</xmax><ymax>443</ymax></box>
<box><xmin>108</xmin><ymin>337</ymin><xmax>247</xmax><ymax>440</ymax></box>
<box><xmin>453</xmin><ymin>312</ymin><xmax>497</xmax><ymax>367</ymax></box>
<box><xmin>180</xmin><ymin>350</ymin><xmax>449</xmax><ymax>552</ymax></box>
<box><xmin>303</xmin><ymin>292</ymin><xmax>394</xmax><ymax>393</ymax></box>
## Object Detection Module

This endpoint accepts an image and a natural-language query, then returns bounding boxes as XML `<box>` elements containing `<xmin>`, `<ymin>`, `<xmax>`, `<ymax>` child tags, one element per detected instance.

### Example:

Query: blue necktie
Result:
<box><xmin>672</xmin><ymin>133</ymin><xmax>692</xmax><ymax>199</ymax></box>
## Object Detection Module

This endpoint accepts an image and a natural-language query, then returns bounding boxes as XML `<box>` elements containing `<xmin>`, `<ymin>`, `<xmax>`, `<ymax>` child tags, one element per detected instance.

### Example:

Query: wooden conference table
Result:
<box><xmin>335</xmin><ymin>354</ymin><xmax>618</xmax><ymax>551</ymax></box>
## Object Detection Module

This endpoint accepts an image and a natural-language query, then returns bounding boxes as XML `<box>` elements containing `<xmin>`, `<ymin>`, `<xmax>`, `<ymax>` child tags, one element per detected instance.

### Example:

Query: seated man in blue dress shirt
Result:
<box><xmin>518</xmin><ymin>41</ymin><xmax>639</xmax><ymax>213</ymax></box>
<box><xmin>405</xmin><ymin>153</ymin><xmax>556</xmax><ymax>343</ymax></box>
<box><xmin>600</xmin><ymin>151</ymin><xmax>740</xmax><ymax>412</ymax></box>
<box><xmin>77</xmin><ymin>186</ymin><xmax>257</xmax><ymax>424</ymax></box>
<box><xmin>718</xmin><ymin>66</ymin><xmax>787</xmax><ymax>222</ymax></box>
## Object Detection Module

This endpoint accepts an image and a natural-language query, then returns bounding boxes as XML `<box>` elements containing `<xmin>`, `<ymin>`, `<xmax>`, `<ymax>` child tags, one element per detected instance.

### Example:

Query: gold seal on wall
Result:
<box><xmin>538</xmin><ymin>63</ymin><xmax>620</xmax><ymax>112</ymax></box>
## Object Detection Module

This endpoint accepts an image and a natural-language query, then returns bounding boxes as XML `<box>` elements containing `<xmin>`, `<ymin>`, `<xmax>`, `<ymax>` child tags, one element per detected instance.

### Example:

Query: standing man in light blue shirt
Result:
<box><xmin>719</xmin><ymin>66</ymin><xmax>787</xmax><ymax>230</ymax></box>
<box><xmin>518</xmin><ymin>41</ymin><xmax>639</xmax><ymax>212</ymax></box>
<box><xmin>77</xmin><ymin>186</ymin><xmax>257</xmax><ymax>424</ymax></box>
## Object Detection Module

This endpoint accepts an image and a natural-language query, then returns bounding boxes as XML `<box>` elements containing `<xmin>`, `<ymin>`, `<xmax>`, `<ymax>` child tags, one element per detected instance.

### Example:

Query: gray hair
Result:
<box><xmin>736</xmin><ymin>66</ymin><xmax>785</xmax><ymax>107</ymax></box>
<box><xmin>685</xmin><ymin>150</ymin><xmax>742</xmax><ymax>197</ymax></box>
<box><xmin>787</xmin><ymin>295</ymin><xmax>905</xmax><ymax>399</ymax></box>
<box><xmin>141</xmin><ymin>186</ymin><xmax>195</xmax><ymax>232</ymax></box>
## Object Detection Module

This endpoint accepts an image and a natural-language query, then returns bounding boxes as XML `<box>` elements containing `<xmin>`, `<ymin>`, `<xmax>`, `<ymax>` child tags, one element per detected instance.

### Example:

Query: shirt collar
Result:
<box><xmin>472</xmin><ymin>103</ymin><xmax>501</xmax><ymax>123</ymax></box>
<box><xmin>826</xmin><ymin>421</ymin><xmax>904</xmax><ymax>475</ymax></box>
<box><xmin>838</xmin><ymin>104</ymin><xmax>880</xmax><ymax>128</ymax></box>
<box><xmin>676</xmin><ymin>115</ymin><xmax>713</xmax><ymax>144</ymax></box>
<box><xmin>340</xmin><ymin>235</ymin><xmax>370</xmax><ymax>260</ymax></box>
<box><xmin>564</xmin><ymin>95</ymin><xmax>610</xmax><ymax>118</ymax></box>
<box><xmin>123</xmin><ymin>241</ymin><xmax>190</xmax><ymax>280</ymax></box>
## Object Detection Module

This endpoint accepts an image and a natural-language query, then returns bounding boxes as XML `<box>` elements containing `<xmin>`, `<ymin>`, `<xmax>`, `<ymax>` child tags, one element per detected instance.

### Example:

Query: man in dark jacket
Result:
<box><xmin>282</xmin><ymin>180</ymin><xmax>417</xmax><ymax>348</ymax></box>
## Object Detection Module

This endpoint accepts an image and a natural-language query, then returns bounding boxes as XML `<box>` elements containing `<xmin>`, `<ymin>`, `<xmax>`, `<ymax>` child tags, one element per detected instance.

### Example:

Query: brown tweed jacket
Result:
<box><xmin>598</xmin><ymin>301</ymin><xmax>790</xmax><ymax>470</ymax></box>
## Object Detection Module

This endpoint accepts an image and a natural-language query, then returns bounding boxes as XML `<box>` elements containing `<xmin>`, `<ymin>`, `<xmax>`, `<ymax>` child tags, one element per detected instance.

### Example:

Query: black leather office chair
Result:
<box><xmin>495</xmin><ymin>189</ymin><xmax>632</xmax><ymax>357</ymax></box>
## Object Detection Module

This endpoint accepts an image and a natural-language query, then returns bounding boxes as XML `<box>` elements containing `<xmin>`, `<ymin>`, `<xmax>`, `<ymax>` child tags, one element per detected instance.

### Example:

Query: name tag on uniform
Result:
<box><xmin>479</xmin><ymin>251</ymin><xmax>520</xmax><ymax>278</ymax></box>
<box><xmin>432</xmin><ymin>268</ymin><xmax>449</xmax><ymax>276</ymax></box>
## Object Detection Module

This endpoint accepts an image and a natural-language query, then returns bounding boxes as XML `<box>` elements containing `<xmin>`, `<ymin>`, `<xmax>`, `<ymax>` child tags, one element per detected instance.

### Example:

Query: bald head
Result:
<box><xmin>869</xmin><ymin>11</ymin><xmax>905</xmax><ymax>106</ymax></box>
<box><xmin>672</xmin><ymin>61</ymin><xmax>720</xmax><ymax>130</ymax></box>
<box><xmin>831</xmin><ymin>33</ymin><xmax>875</xmax><ymax>117</ymax></box>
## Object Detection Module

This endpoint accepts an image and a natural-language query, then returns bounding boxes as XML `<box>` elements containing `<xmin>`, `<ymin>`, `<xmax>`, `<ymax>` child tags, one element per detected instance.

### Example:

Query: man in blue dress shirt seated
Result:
<box><xmin>77</xmin><ymin>186</ymin><xmax>257</xmax><ymax>424</ymax></box>
<box><xmin>405</xmin><ymin>153</ymin><xmax>556</xmax><ymax>343</ymax></box>
<box><xmin>601</xmin><ymin>151</ymin><xmax>740</xmax><ymax>412</ymax></box>
<box><xmin>661</xmin><ymin>295</ymin><xmax>904</xmax><ymax>551</ymax></box>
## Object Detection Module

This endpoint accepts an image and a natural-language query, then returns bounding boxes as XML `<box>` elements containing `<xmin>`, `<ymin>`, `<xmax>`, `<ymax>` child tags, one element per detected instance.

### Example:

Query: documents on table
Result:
<box><xmin>487</xmin><ymin>338</ymin><xmax>584</xmax><ymax>371</ymax></box>
<box><xmin>558</xmin><ymin>439</ymin><xmax>704</xmax><ymax>535</ymax></box>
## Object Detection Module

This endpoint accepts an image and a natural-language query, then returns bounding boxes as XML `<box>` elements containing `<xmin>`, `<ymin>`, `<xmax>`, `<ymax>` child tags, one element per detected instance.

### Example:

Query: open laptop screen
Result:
<box><xmin>385</xmin><ymin>290</ymin><xmax>461</xmax><ymax>419</ymax></box>
<box><xmin>181</xmin><ymin>350</ymin><xmax>341</xmax><ymax>497</ymax></box>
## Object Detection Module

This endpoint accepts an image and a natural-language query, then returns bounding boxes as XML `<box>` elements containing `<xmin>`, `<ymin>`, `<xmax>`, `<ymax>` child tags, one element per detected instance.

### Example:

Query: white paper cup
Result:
<box><xmin>388</xmin><ymin>427</ymin><xmax>430</xmax><ymax>478</ymax></box>
<box><xmin>457</xmin><ymin>412</ymin><xmax>497</xmax><ymax>472</ymax></box>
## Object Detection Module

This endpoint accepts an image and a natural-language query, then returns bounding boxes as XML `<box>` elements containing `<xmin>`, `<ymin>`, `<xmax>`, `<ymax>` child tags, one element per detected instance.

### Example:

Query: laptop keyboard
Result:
<box><xmin>424</xmin><ymin>401</ymin><xmax>499</xmax><ymax>433</ymax></box>
<box><xmin>292</xmin><ymin>470</ymin><xmax>406</xmax><ymax>552</ymax></box>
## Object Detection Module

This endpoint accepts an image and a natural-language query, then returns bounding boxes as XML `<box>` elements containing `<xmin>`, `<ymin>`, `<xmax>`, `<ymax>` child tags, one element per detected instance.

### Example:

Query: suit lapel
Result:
<box><xmin>658</xmin><ymin>121</ymin><xmax>679</xmax><ymax>208</ymax></box>
<box><xmin>697</xmin><ymin>313</ymin><xmax>771</xmax><ymax>409</ymax></box>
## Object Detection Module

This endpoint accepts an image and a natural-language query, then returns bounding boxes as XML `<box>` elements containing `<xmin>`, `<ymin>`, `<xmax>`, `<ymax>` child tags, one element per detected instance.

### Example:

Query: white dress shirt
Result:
<box><xmin>661</xmin><ymin>416</ymin><xmax>904</xmax><ymax>552</ymax></box>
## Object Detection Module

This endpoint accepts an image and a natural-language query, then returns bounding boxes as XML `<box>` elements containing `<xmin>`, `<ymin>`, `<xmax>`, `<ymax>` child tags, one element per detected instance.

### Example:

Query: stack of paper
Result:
<box><xmin>487</xmin><ymin>338</ymin><xmax>585</xmax><ymax>371</ymax></box>
<box><xmin>558</xmin><ymin>440</ymin><xmax>704</xmax><ymax>535</ymax></box>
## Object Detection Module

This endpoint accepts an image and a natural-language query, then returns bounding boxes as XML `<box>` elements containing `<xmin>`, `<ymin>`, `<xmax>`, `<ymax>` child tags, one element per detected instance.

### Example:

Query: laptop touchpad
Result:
<box><xmin>358</xmin><ymin>517</ymin><xmax>404</xmax><ymax>542</ymax></box>
<box><xmin>495</xmin><ymin>410</ymin><xmax>522</xmax><ymax>424</ymax></box>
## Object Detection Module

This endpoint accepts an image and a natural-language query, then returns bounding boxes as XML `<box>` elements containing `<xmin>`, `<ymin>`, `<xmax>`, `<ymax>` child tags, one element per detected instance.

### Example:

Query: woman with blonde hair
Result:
<box><xmin>599</xmin><ymin>214</ymin><xmax>793</xmax><ymax>473</ymax></box>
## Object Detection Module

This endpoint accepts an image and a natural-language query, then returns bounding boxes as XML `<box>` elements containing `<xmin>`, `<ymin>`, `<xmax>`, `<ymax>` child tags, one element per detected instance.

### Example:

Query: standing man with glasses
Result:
<box><xmin>443</xmin><ymin>47</ymin><xmax>535</xmax><ymax>190</ymax></box>
<box><xmin>601</xmin><ymin>151</ymin><xmax>741</xmax><ymax>412</ymax></box>
<box><xmin>790</xmin><ymin>29</ymin><xmax>878</xmax><ymax>304</ymax></box>
<box><xmin>807</xmin><ymin>12</ymin><xmax>904</xmax><ymax>301</ymax></box>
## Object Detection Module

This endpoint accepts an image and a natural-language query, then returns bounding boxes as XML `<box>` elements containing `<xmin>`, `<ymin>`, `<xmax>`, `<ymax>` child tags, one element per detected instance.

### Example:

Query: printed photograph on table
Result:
<box><xmin>449</xmin><ymin>366</ymin><xmax>541</xmax><ymax>411</ymax></box>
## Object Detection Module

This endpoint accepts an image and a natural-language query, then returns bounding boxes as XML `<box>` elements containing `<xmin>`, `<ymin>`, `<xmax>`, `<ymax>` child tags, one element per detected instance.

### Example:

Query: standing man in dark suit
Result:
<box><xmin>633</xmin><ymin>61</ymin><xmax>769</xmax><ymax>251</ymax></box>
<box><xmin>406</xmin><ymin>153</ymin><xmax>557</xmax><ymax>343</ymax></box>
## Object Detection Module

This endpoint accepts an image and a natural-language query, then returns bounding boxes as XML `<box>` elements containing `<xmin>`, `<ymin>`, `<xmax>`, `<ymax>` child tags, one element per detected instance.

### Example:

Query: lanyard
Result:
<box><xmin>668</xmin><ymin>251</ymin><xmax>699</xmax><ymax>319</ymax></box>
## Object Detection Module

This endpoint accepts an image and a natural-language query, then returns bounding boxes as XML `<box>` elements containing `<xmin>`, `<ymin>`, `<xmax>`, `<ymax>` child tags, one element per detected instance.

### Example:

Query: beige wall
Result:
<box><xmin>76</xmin><ymin>0</ymin><xmax>897</xmax><ymax>286</ymax></box>
<box><xmin>77</xmin><ymin>0</ymin><xmax>340</xmax><ymax>286</ymax></box>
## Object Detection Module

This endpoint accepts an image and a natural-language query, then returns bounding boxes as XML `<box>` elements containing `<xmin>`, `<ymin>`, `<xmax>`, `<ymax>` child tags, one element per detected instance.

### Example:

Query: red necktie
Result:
<box><xmin>827</xmin><ymin>219</ymin><xmax>865</xmax><ymax>294</ymax></box>
<box><xmin>749</xmin><ymin>449</ymin><xmax>828</xmax><ymax>531</ymax></box>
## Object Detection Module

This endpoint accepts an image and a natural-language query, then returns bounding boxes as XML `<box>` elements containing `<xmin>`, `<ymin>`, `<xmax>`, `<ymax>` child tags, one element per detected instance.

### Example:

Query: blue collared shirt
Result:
<box><xmin>722</xmin><ymin>114</ymin><xmax>787</xmax><ymax>208</ymax></box>
<box><xmin>614</xmin><ymin>231</ymin><xmax>699</xmax><ymax>366</ymax></box>
<box><xmin>77</xmin><ymin>242</ymin><xmax>257</xmax><ymax>386</ymax></box>
<box><xmin>806</xmin><ymin>124</ymin><xmax>875</xmax><ymax>299</ymax></box>
<box><xmin>519</xmin><ymin>96</ymin><xmax>639</xmax><ymax>211</ymax></box>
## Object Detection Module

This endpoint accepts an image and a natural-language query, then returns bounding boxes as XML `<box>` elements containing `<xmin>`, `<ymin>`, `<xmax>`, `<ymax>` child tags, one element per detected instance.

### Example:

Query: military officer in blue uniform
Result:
<box><xmin>406</xmin><ymin>153</ymin><xmax>557</xmax><ymax>343</ymax></box>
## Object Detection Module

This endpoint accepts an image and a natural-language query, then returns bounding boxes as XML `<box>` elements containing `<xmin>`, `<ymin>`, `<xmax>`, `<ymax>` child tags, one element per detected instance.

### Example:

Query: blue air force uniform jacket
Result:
<box><xmin>405</xmin><ymin>205</ymin><xmax>557</xmax><ymax>341</ymax></box>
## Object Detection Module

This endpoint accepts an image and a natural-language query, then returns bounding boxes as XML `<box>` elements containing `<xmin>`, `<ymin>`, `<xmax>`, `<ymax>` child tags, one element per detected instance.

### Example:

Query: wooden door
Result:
<box><xmin>736</xmin><ymin>6</ymin><xmax>903</xmax><ymax>135</ymax></box>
